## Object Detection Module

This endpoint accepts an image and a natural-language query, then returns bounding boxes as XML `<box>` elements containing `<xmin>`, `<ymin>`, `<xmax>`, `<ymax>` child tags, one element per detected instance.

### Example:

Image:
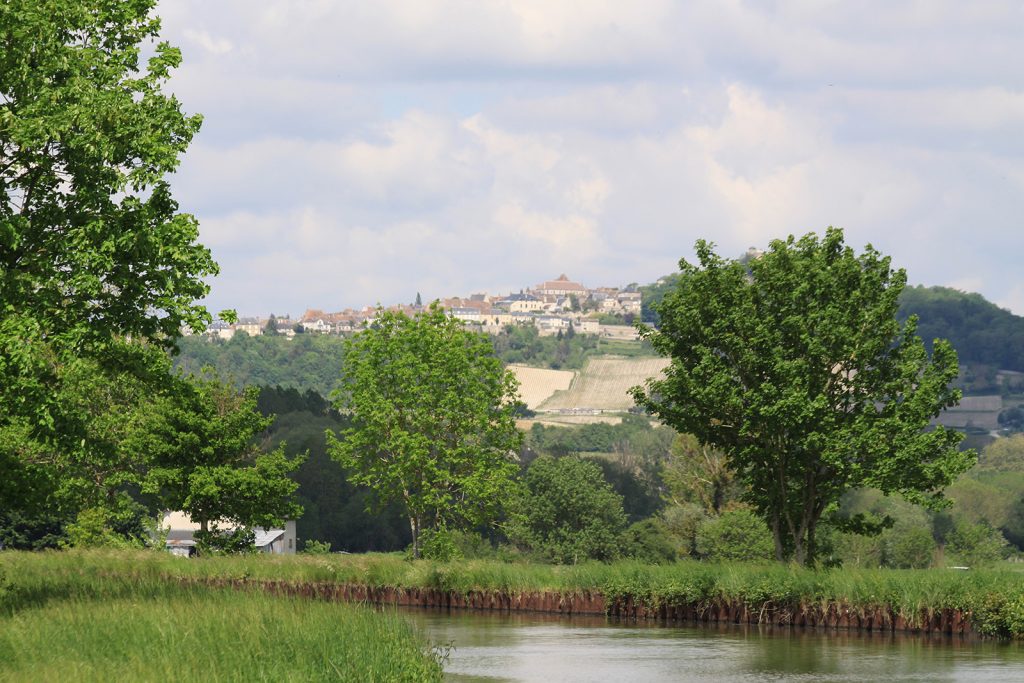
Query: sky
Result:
<box><xmin>156</xmin><ymin>1</ymin><xmax>1024</xmax><ymax>318</ymax></box>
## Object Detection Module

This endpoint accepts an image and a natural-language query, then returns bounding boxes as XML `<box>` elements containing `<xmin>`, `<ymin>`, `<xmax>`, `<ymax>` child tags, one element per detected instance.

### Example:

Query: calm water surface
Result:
<box><xmin>403</xmin><ymin>609</ymin><xmax>1024</xmax><ymax>683</ymax></box>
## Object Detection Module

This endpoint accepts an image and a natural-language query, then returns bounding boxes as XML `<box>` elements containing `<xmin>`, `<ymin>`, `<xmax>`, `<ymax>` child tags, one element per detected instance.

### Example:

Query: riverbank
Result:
<box><xmin>4</xmin><ymin>550</ymin><xmax>1024</xmax><ymax>639</ymax></box>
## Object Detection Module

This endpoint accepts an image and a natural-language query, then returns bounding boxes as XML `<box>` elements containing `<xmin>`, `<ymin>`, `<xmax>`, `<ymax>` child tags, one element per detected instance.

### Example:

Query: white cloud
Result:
<box><xmin>154</xmin><ymin>0</ymin><xmax>1024</xmax><ymax>316</ymax></box>
<box><xmin>182</xmin><ymin>28</ymin><xmax>233</xmax><ymax>55</ymax></box>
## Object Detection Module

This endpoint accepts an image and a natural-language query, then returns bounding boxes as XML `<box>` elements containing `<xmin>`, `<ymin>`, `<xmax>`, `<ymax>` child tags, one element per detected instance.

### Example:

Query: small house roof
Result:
<box><xmin>253</xmin><ymin>528</ymin><xmax>285</xmax><ymax>548</ymax></box>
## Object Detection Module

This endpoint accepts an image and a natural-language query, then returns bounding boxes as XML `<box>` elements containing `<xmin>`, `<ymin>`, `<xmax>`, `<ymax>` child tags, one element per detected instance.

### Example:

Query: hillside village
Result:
<box><xmin>196</xmin><ymin>274</ymin><xmax>647</xmax><ymax>341</ymax></box>
<box><xmin>181</xmin><ymin>273</ymin><xmax>1024</xmax><ymax>442</ymax></box>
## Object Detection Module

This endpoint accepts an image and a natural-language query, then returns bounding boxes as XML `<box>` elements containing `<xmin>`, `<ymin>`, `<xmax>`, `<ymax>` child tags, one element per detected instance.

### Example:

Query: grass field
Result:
<box><xmin>507</xmin><ymin>364</ymin><xmax>575</xmax><ymax>409</ymax></box>
<box><xmin>0</xmin><ymin>551</ymin><xmax>443</xmax><ymax>682</ymax></box>
<box><xmin>516</xmin><ymin>415</ymin><xmax>625</xmax><ymax>430</ymax></box>
<box><xmin>539</xmin><ymin>356</ymin><xmax>670</xmax><ymax>412</ymax></box>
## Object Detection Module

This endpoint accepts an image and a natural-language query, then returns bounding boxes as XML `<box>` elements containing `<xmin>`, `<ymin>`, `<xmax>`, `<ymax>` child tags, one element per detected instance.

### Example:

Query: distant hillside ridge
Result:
<box><xmin>898</xmin><ymin>285</ymin><xmax>1024</xmax><ymax>373</ymax></box>
<box><xmin>641</xmin><ymin>273</ymin><xmax>1024</xmax><ymax>374</ymax></box>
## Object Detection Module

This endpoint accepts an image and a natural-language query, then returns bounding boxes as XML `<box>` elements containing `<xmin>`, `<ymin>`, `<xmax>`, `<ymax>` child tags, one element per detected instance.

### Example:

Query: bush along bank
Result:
<box><xmin>7</xmin><ymin>550</ymin><xmax>1024</xmax><ymax>639</ymax></box>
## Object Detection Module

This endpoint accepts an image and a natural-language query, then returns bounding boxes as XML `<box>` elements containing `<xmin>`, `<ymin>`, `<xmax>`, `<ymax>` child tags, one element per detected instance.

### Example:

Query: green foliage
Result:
<box><xmin>258</xmin><ymin>384</ymin><xmax>333</xmax><ymax>417</ymax></box>
<box><xmin>947</xmin><ymin>520</ymin><xmax>1008</xmax><ymax>567</ymax></box>
<box><xmin>586</xmin><ymin>456</ymin><xmax>664</xmax><ymax>522</ymax></box>
<box><xmin>999</xmin><ymin>406</ymin><xmax>1024</xmax><ymax>431</ymax></box>
<box><xmin>268</xmin><ymin>409</ymin><xmax>410</xmax><ymax>553</ymax></box>
<box><xmin>831</xmin><ymin>531</ymin><xmax>884</xmax><ymax>568</ymax></box>
<box><xmin>506</xmin><ymin>455</ymin><xmax>628</xmax><ymax>564</ymax></box>
<box><xmin>695</xmin><ymin>509</ymin><xmax>774</xmax><ymax>562</ymax></box>
<box><xmin>418</xmin><ymin>528</ymin><xmax>461</xmax><ymax>562</ymax></box>
<box><xmin>194</xmin><ymin>527</ymin><xmax>256</xmax><ymax>556</ymax></box>
<box><xmin>899</xmin><ymin>286</ymin><xmax>1024</xmax><ymax>375</ymax></box>
<box><xmin>947</xmin><ymin>475</ymin><xmax>1016</xmax><ymax>528</ymax></box>
<box><xmin>0</xmin><ymin>1</ymin><xmax>266</xmax><ymax>554</ymax></box>
<box><xmin>0</xmin><ymin>0</ymin><xmax>215</xmax><ymax>346</ymax></box>
<box><xmin>978</xmin><ymin>434</ymin><xmax>1024</xmax><ymax>472</ymax></box>
<box><xmin>0</xmin><ymin>0</ymin><xmax>218</xmax><ymax>516</ymax></box>
<box><xmin>15</xmin><ymin>549</ymin><xmax>1024</xmax><ymax>638</ymax></box>
<box><xmin>635</xmin><ymin>228</ymin><xmax>974</xmax><ymax>565</ymax></box>
<box><xmin>524</xmin><ymin>416</ymin><xmax>673</xmax><ymax>522</ymax></box>
<box><xmin>828</xmin><ymin>488</ymin><xmax>941</xmax><ymax>568</ymax></box>
<box><xmin>416</xmin><ymin>529</ymin><xmax>500</xmax><ymax>562</ymax></box>
<box><xmin>302</xmin><ymin>539</ymin><xmax>333</xmax><ymax>555</ymax></box>
<box><xmin>0</xmin><ymin>512</ymin><xmax>66</xmax><ymax>550</ymax></box>
<box><xmin>881</xmin><ymin>523</ymin><xmax>935</xmax><ymax>569</ymax></box>
<box><xmin>660</xmin><ymin>503</ymin><xmax>707</xmax><ymax>558</ymax></box>
<box><xmin>525</xmin><ymin>415</ymin><xmax>672</xmax><ymax>455</ymax></box>
<box><xmin>176</xmin><ymin>333</ymin><xmax>348</xmax><ymax>397</ymax></box>
<box><xmin>662</xmin><ymin>434</ymin><xmax>740</xmax><ymax>513</ymax></box>
<box><xmin>639</xmin><ymin>274</ymin><xmax>681</xmax><ymax>325</ymax></box>
<box><xmin>622</xmin><ymin>519</ymin><xmax>678</xmax><ymax>564</ymax></box>
<box><xmin>135</xmin><ymin>372</ymin><xmax>305</xmax><ymax>535</ymax></box>
<box><xmin>490</xmin><ymin>323</ymin><xmax>600</xmax><ymax>369</ymax></box>
<box><xmin>63</xmin><ymin>508</ymin><xmax>141</xmax><ymax>550</ymax></box>
<box><xmin>329</xmin><ymin>305</ymin><xmax>522</xmax><ymax>558</ymax></box>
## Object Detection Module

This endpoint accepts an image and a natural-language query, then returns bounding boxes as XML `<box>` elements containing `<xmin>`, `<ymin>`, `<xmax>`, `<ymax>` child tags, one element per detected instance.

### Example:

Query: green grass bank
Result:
<box><xmin>0</xmin><ymin>551</ymin><xmax>444</xmax><ymax>682</ymax></box>
<box><xmin>5</xmin><ymin>550</ymin><xmax>1024</xmax><ymax>640</ymax></box>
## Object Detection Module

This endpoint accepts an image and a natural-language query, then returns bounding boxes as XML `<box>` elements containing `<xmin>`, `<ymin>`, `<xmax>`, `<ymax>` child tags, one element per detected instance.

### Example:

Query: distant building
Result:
<box><xmin>535</xmin><ymin>274</ymin><xmax>587</xmax><ymax>298</ymax></box>
<box><xmin>234</xmin><ymin>317</ymin><xmax>263</xmax><ymax>336</ymax></box>
<box><xmin>206</xmin><ymin>321</ymin><xmax>235</xmax><ymax>340</ymax></box>
<box><xmin>160</xmin><ymin>511</ymin><xmax>297</xmax><ymax>557</ymax></box>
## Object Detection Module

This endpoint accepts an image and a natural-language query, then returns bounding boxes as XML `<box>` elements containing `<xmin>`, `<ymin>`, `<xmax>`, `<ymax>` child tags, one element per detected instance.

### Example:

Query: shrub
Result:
<box><xmin>623</xmin><ymin>519</ymin><xmax>677</xmax><ymax>564</ymax></box>
<box><xmin>831</xmin><ymin>532</ymin><xmax>883</xmax><ymax>568</ymax></box>
<box><xmin>882</xmin><ymin>523</ymin><xmax>936</xmax><ymax>568</ymax></box>
<box><xmin>695</xmin><ymin>509</ymin><xmax>773</xmax><ymax>562</ymax></box>
<box><xmin>661</xmin><ymin>504</ymin><xmax>706</xmax><ymax>558</ymax></box>
<box><xmin>418</xmin><ymin>528</ymin><xmax>460</xmax><ymax>561</ymax></box>
<box><xmin>303</xmin><ymin>539</ymin><xmax>332</xmax><ymax>555</ymax></box>
<box><xmin>63</xmin><ymin>509</ymin><xmax>140</xmax><ymax>550</ymax></box>
<box><xmin>947</xmin><ymin>520</ymin><xmax>1009</xmax><ymax>567</ymax></box>
<box><xmin>195</xmin><ymin>527</ymin><xmax>256</xmax><ymax>555</ymax></box>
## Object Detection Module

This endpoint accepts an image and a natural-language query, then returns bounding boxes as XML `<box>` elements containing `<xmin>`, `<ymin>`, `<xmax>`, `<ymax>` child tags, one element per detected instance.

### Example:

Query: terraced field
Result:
<box><xmin>507</xmin><ymin>364</ymin><xmax>575</xmax><ymax>409</ymax></box>
<box><xmin>538</xmin><ymin>356</ymin><xmax>669</xmax><ymax>412</ymax></box>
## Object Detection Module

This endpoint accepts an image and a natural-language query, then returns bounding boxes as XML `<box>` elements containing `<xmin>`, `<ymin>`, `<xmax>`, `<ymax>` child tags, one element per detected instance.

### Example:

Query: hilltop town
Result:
<box><xmin>198</xmin><ymin>274</ymin><xmax>648</xmax><ymax>341</ymax></box>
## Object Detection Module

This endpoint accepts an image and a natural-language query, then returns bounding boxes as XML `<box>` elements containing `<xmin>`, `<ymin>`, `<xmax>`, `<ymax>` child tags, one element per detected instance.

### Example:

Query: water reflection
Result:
<box><xmin>400</xmin><ymin>609</ymin><xmax>1024</xmax><ymax>683</ymax></box>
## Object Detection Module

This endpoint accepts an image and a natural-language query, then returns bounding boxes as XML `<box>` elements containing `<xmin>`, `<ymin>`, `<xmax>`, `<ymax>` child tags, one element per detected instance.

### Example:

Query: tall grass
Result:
<box><xmin>6</xmin><ymin>549</ymin><xmax>1024</xmax><ymax>639</ymax></box>
<box><xmin>0</xmin><ymin>552</ymin><xmax>443</xmax><ymax>682</ymax></box>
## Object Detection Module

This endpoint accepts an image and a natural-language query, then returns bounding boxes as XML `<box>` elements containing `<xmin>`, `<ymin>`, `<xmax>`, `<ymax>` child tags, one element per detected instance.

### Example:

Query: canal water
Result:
<box><xmin>403</xmin><ymin>609</ymin><xmax>1024</xmax><ymax>682</ymax></box>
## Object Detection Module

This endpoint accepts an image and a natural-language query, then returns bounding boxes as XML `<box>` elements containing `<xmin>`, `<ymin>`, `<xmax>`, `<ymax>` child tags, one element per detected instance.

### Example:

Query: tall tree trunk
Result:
<box><xmin>409</xmin><ymin>515</ymin><xmax>420</xmax><ymax>559</ymax></box>
<box><xmin>770</xmin><ymin>512</ymin><xmax>785</xmax><ymax>562</ymax></box>
<box><xmin>793</xmin><ymin>536</ymin><xmax>806</xmax><ymax>566</ymax></box>
<box><xmin>805</xmin><ymin>517</ymin><xmax>818</xmax><ymax>567</ymax></box>
<box><xmin>197</xmin><ymin>518</ymin><xmax>209</xmax><ymax>557</ymax></box>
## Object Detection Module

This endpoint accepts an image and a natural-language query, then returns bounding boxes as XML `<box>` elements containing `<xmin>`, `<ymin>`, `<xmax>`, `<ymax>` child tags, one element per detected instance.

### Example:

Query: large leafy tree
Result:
<box><xmin>135</xmin><ymin>372</ymin><xmax>305</xmax><ymax>538</ymax></box>
<box><xmin>328</xmin><ymin>305</ymin><xmax>522</xmax><ymax>558</ymax></box>
<box><xmin>633</xmin><ymin>229</ymin><xmax>974</xmax><ymax>565</ymax></box>
<box><xmin>0</xmin><ymin>0</ymin><xmax>217</xmax><ymax>515</ymax></box>
<box><xmin>0</xmin><ymin>0</ymin><xmax>214</xmax><ymax>342</ymax></box>
<box><xmin>506</xmin><ymin>455</ymin><xmax>628</xmax><ymax>564</ymax></box>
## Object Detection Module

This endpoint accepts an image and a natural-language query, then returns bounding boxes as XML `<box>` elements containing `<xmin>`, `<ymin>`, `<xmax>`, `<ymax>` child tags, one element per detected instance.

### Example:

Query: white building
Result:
<box><xmin>161</xmin><ymin>511</ymin><xmax>297</xmax><ymax>557</ymax></box>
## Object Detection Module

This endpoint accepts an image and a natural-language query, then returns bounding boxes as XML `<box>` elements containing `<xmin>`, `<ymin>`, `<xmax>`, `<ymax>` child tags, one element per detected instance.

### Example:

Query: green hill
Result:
<box><xmin>898</xmin><ymin>285</ymin><xmax>1024</xmax><ymax>374</ymax></box>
